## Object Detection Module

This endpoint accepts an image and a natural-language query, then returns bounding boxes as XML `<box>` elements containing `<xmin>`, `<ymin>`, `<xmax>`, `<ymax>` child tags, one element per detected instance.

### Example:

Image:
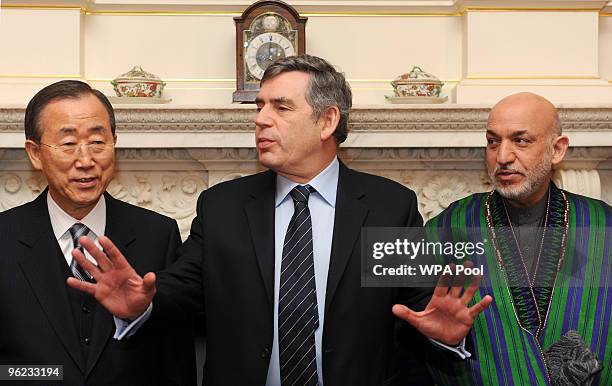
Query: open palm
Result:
<box><xmin>66</xmin><ymin>235</ymin><xmax>156</xmax><ymax>320</ymax></box>
<box><xmin>393</xmin><ymin>268</ymin><xmax>493</xmax><ymax>345</ymax></box>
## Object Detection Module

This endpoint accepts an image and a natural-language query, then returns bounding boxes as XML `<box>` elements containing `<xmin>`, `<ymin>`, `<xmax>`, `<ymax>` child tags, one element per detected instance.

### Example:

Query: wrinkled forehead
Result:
<box><xmin>257</xmin><ymin>71</ymin><xmax>310</xmax><ymax>100</ymax></box>
<box><xmin>487</xmin><ymin>102</ymin><xmax>554</xmax><ymax>138</ymax></box>
<box><xmin>40</xmin><ymin>96</ymin><xmax>112</xmax><ymax>136</ymax></box>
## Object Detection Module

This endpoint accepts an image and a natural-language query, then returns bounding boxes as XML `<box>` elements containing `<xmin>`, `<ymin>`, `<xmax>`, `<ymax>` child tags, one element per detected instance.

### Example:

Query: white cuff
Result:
<box><xmin>428</xmin><ymin>337</ymin><xmax>471</xmax><ymax>360</ymax></box>
<box><xmin>113</xmin><ymin>303</ymin><xmax>153</xmax><ymax>340</ymax></box>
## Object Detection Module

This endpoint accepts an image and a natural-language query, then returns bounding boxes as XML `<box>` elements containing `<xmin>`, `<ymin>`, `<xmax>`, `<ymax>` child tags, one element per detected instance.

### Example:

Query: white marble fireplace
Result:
<box><xmin>1</xmin><ymin>104</ymin><xmax>610</xmax><ymax>239</ymax></box>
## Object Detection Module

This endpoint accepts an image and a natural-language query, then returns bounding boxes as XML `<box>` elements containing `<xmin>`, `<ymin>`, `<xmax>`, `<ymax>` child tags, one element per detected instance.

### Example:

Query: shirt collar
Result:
<box><xmin>275</xmin><ymin>157</ymin><xmax>339</xmax><ymax>208</ymax></box>
<box><xmin>47</xmin><ymin>191</ymin><xmax>106</xmax><ymax>241</ymax></box>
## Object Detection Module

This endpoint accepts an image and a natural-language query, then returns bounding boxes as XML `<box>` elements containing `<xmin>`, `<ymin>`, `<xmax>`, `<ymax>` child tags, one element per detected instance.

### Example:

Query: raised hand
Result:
<box><xmin>392</xmin><ymin>264</ymin><xmax>493</xmax><ymax>346</ymax></box>
<box><xmin>66</xmin><ymin>236</ymin><xmax>156</xmax><ymax>320</ymax></box>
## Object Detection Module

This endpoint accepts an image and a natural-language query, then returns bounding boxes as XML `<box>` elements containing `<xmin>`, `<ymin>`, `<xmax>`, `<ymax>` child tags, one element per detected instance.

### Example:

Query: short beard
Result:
<box><xmin>489</xmin><ymin>150</ymin><xmax>552</xmax><ymax>201</ymax></box>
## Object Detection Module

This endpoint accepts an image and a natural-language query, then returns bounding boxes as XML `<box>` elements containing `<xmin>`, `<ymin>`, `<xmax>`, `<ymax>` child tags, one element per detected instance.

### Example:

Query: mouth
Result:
<box><xmin>257</xmin><ymin>138</ymin><xmax>276</xmax><ymax>150</ymax></box>
<box><xmin>495</xmin><ymin>170</ymin><xmax>524</xmax><ymax>183</ymax></box>
<box><xmin>72</xmin><ymin>177</ymin><xmax>99</xmax><ymax>188</ymax></box>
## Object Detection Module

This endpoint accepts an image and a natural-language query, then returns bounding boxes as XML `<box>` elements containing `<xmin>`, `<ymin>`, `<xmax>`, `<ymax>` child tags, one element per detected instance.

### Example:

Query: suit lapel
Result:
<box><xmin>85</xmin><ymin>193</ymin><xmax>137</xmax><ymax>376</ymax></box>
<box><xmin>244</xmin><ymin>171</ymin><xmax>277</xmax><ymax>313</ymax></box>
<box><xmin>16</xmin><ymin>192</ymin><xmax>85</xmax><ymax>373</ymax></box>
<box><xmin>325</xmin><ymin>164</ymin><xmax>368</xmax><ymax>314</ymax></box>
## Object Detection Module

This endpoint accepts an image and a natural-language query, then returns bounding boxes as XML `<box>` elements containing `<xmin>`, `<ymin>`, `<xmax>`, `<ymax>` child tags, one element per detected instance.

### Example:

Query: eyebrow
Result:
<box><xmin>271</xmin><ymin>97</ymin><xmax>293</xmax><ymax>105</ymax></box>
<box><xmin>486</xmin><ymin>129</ymin><xmax>529</xmax><ymax>137</ymax></box>
<box><xmin>58</xmin><ymin>125</ymin><xmax>106</xmax><ymax>134</ymax></box>
<box><xmin>254</xmin><ymin>96</ymin><xmax>295</xmax><ymax>107</ymax></box>
<box><xmin>510</xmin><ymin>130</ymin><xmax>529</xmax><ymax>137</ymax></box>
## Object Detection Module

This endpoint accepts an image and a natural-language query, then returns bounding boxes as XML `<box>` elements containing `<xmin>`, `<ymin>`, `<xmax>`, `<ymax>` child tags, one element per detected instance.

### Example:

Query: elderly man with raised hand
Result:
<box><xmin>425</xmin><ymin>92</ymin><xmax>611</xmax><ymax>385</ymax></box>
<box><xmin>0</xmin><ymin>80</ymin><xmax>196</xmax><ymax>385</ymax></box>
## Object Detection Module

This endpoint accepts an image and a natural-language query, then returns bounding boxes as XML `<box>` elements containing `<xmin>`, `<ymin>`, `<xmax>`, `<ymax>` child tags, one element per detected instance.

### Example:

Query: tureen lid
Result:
<box><xmin>391</xmin><ymin>66</ymin><xmax>442</xmax><ymax>85</ymax></box>
<box><xmin>112</xmin><ymin>65</ymin><xmax>163</xmax><ymax>83</ymax></box>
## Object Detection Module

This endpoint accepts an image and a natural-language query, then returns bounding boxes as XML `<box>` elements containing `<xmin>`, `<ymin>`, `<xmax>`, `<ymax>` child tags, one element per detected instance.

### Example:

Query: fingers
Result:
<box><xmin>468</xmin><ymin>295</ymin><xmax>493</xmax><ymax>318</ymax></box>
<box><xmin>97</xmin><ymin>236</ymin><xmax>131</xmax><ymax>269</ymax></box>
<box><xmin>433</xmin><ymin>264</ymin><xmax>453</xmax><ymax>297</ymax></box>
<box><xmin>66</xmin><ymin>277</ymin><xmax>96</xmax><ymax>296</ymax></box>
<box><xmin>79</xmin><ymin>236</ymin><xmax>113</xmax><ymax>272</ymax></box>
<box><xmin>450</xmin><ymin>263</ymin><xmax>469</xmax><ymax>297</ymax></box>
<box><xmin>461</xmin><ymin>273</ymin><xmax>483</xmax><ymax>305</ymax></box>
<box><xmin>142</xmin><ymin>272</ymin><xmax>157</xmax><ymax>294</ymax></box>
<box><xmin>392</xmin><ymin>304</ymin><xmax>419</xmax><ymax>325</ymax></box>
<box><xmin>72</xmin><ymin>247</ymin><xmax>102</xmax><ymax>278</ymax></box>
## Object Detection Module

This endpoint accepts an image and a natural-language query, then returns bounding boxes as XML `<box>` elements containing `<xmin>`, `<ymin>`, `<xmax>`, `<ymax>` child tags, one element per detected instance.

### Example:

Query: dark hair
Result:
<box><xmin>261</xmin><ymin>54</ymin><xmax>352</xmax><ymax>144</ymax></box>
<box><xmin>24</xmin><ymin>80</ymin><xmax>116</xmax><ymax>142</ymax></box>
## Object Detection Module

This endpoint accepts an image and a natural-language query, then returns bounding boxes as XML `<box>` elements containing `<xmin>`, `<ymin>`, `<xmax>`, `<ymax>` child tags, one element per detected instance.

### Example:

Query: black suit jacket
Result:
<box><xmin>0</xmin><ymin>191</ymin><xmax>196</xmax><ymax>385</ymax></box>
<box><xmin>150</xmin><ymin>162</ymin><xmax>430</xmax><ymax>385</ymax></box>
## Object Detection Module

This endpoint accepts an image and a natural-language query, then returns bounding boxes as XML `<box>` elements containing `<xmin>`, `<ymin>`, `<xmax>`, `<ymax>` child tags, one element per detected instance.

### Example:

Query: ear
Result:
<box><xmin>24</xmin><ymin>140</ymin><xmax>43</xmax><ymax>171</ymax></box>
<box><xmin>319</xmin><ymin>106</ymin><xmax>341</xmax><ymax>142</ymax></box>
<box><xmin>551</xmin><ymin>135</ymin><xmax>569</xmax><ymax>167</ymax></box>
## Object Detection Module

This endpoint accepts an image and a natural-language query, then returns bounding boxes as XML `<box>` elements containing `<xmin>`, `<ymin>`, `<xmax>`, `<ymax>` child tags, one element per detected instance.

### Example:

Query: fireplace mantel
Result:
<box><xmin>1</xmin><ymin>104</ymin><xmax>610</xmax><ymax>238</ymax></box>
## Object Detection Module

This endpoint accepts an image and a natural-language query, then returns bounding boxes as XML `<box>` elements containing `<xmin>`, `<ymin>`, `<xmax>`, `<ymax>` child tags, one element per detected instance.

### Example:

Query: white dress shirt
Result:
<box><xmin>47</xmin><ymin>192</ymin><xmax>152</xmax><ymax>338</ymax></box>
<box><xmin>265</xmin><ymin>157</ymin><xmax>339</xmax><ymax>386</ymax></box>
<box><xmin>47</xmin><ymin>191</ymin><xmax>105</xmax><ymax>267</ymax></box>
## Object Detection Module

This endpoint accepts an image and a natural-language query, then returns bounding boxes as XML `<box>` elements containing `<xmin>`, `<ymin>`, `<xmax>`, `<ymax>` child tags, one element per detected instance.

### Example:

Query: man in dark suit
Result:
<box><xmin>71</xmin><ymin>55</ymin><xmax>491</xmax><ymax>385</ymax></box>
<box><xmin>0</xmin><ymin>80</ymin><xmax>196</xmax><ymax>385</ymax></box>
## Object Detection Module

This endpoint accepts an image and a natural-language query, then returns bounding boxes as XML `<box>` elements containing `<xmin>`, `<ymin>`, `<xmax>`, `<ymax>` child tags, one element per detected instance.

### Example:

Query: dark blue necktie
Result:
<box><xmin>278</xmin><ymin>185</ymin><xmax>319</xmax><ymax>386</ymax></box>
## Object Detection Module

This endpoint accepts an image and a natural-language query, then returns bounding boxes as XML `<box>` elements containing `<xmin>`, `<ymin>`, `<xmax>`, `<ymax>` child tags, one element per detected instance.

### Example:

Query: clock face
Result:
<box><xmin>245</xmin><ymin>32</ymin><xmax>296</xmax><ymax>80</ymax></box>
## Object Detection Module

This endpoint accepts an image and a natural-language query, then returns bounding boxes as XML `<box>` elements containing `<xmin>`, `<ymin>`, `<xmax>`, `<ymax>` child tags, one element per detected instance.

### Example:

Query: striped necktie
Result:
<box><xmin>278</xmin><ymin>185</ymin><xmax>319</xmax><ymax>386</ymax></box>
<box><xmin>68</xmin><ymin>223</ymin><xmax>95</xmax><ymax>283</ymax></box>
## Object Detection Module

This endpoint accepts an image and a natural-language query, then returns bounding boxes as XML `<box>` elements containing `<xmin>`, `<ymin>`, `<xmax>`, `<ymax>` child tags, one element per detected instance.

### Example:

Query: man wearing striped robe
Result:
<box><xmin>425</xmin><ymin>92</ymin><xmax>611</xmax><ymax>385</ymax></box>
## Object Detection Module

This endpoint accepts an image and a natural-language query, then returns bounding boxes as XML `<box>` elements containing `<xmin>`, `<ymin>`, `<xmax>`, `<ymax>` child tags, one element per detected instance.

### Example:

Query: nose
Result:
<box><xmin>74</xmin><ymin>144</ymin><xmax>95</xmax><ymax>168</ymax></box>
<box><xmin>496</xmin><ymin>139</ymin><xmax>516</xmax><ymax>166</ymax></box>
<box><xmin>255</xmin><ymin>105</ymin><xmax>273</xmax><ymax>129</ymax></box>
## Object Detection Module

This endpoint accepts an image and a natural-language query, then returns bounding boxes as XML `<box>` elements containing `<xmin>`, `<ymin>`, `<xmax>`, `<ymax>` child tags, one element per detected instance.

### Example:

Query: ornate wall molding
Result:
<box><xmin>1</xmin><ymin>147</ymin><xmax>609</xmax><ymax>239</ymax></box>
<box><xmin>1</xmin><ymin>105</ymin><xmax>610</xmax><ymax>239</ymax></box>
<box><xmin>3</xmin><ymin>105</ymin><xmax>612</xmax><ymax>135</ymax></box>
<box><xmin>554</xmin><ymin>169</ymin><xmax>602</xmax><ymax>199</ymax></box>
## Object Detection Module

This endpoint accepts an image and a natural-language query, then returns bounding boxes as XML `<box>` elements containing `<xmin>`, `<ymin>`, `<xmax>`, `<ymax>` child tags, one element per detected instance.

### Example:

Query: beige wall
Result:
<box><xmin>0</xmin><ymin>1</ymin><xmax>611</xmax><ymax>105</ymax></box>
<box><xmin>601</xmin><ymin>15</ymin><xmax>612</xmax><ymax>82</ymax></box>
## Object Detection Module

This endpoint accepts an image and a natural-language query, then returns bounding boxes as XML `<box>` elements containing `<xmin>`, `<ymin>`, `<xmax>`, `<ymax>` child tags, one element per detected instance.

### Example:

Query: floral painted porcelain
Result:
<box><xmin>391</xmin><ymin>66</ymin><xmax>443</xmax><ymax>97</ymax></box>
<box><xmin>111</xmin><ymin>66</ymin><xmax>166</xmax><ymax>98</ymax></box>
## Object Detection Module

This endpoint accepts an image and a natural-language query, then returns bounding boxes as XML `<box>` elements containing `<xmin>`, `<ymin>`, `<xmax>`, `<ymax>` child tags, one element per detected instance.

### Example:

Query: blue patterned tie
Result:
<box><xmin>278</xmin><ymin>185</ymin><xmax>319</xmax><ymax>386</ymax></box>
<box><xmin>68</xmin><ymin>223</ymin><xmax>95</xmax><ymax>283</ymax></box>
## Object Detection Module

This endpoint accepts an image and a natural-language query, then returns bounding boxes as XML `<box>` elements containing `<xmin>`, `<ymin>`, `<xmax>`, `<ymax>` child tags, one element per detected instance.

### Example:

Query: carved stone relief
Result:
<box><xmin>0</xmin><ymin>145</ymin><xmax>609</xmax><ymax>240</ymax></box>
<box><xmin>0</xmin><ymin>170</ymin><xmax>208</xmax><ymax>240</ymax></box>
<box><xmin>361</xmin><ymin>169</ymin><xmax>491</xmax><ymax>221</ymax></box>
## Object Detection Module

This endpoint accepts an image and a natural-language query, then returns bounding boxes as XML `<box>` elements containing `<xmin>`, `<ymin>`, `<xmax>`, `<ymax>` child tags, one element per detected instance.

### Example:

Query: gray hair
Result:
<box><xmin>261</xmin><ymin>54</ymin><xmax>352</xmax><ymax>144</ymax></box>
<box><xmin>25</xmin><ymin>80</ymin><xmax>115</xmax><ymax>142</ymax></box>
<box><xmin>552</xmin><ymin>112</ymin><xmax>562</xmax><ymax>135</ymax></box>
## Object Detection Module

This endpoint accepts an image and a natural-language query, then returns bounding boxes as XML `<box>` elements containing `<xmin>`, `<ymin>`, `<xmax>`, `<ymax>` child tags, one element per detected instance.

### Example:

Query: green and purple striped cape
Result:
<box><xmin>425</xmin><ymin>183</ymin><xmax>611</xmax><ymax>386</ymax></box>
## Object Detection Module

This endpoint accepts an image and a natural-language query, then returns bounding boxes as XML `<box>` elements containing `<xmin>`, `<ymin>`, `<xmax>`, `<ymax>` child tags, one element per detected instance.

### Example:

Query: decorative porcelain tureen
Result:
<box><xmin>391</xmin><ymin>66</ymin><xmax>443</xmax><ymax>97</ymax></box>
<box><xmin>111</xmin><ymin>66</ymin><xmax>166</xmax><ymax>98</ymax></box>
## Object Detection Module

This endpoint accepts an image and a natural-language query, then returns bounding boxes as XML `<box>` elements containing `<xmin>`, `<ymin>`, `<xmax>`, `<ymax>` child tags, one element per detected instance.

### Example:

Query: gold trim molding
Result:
<box><xmin>462</xmin><ymin>83</ymin><xmax>612</xmax><ymax>87</ymax></box>
<box><xmin>0</xmin><ymin>4</ymin><xmax>84</xmax><ymax>11</ymax></box>
<box><xmin>464</xmin><ymin>7</ymin><xmax>601</xmax><ymax>12</ymax></box>
<box><xmin>0</xmin><ymin>74</ymin><xmax>82</xmax><ymax>79</ymax></box>
<box><xmin>2</xmin><ymin>4</ymin><xmax>611</xmax><ymax>16</ymax></box>
<box><xmin>1</xmin><ymin>75</ymin><xmax>462</xmax><ymax>84</ymax></box>
<box><xmin>466</xmin><ymin>75</ymin><xmax>600</xmax><ymax>80</ymax></box>
<box><xmin>0</xmin><ymin>73</ymin><xmax>598</xmax><ymax>84</ymax></box>
<box><xmin>88</xmin><ymin>78</ymin><xmax>235</xmax><ymax>83</ymax></box>
<box><xmin>84</xmin><ymin>10</ymin><xmax>239</xmax><ymax>16</ymax></box>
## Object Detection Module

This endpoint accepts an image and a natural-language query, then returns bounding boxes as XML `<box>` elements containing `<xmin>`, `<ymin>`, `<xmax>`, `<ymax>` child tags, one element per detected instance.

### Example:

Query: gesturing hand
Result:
<box><xmin>392</xmin><ymin>264</ymin><xmax>493</xmax><ymax>346</ymax></box>
<box><xmin>66</xmin><ymin>235</ymin><xmax>156</xmax><ymax>320</ymax></box>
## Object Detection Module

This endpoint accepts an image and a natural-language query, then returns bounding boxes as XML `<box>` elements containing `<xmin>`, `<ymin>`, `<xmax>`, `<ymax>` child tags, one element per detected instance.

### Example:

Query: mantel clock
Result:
<box><xmin>233</xmin><ymin>0</ymin><xmax>307</xmax><ymax>103</ymax></box>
